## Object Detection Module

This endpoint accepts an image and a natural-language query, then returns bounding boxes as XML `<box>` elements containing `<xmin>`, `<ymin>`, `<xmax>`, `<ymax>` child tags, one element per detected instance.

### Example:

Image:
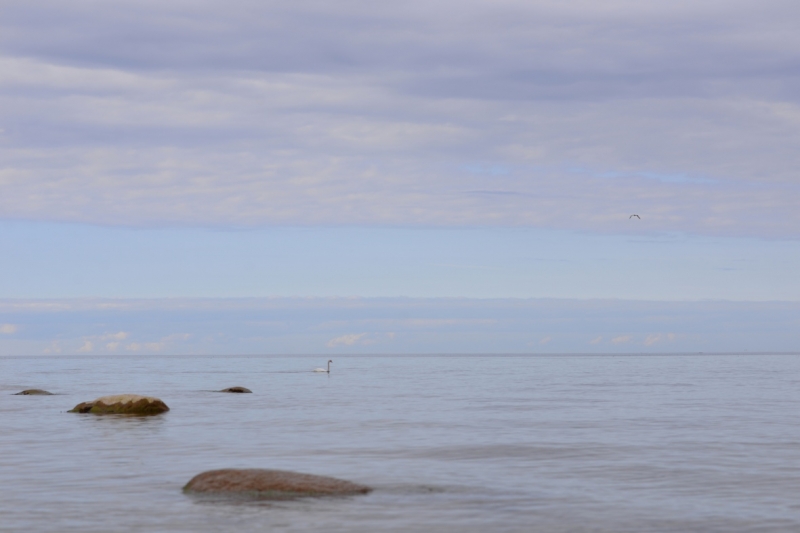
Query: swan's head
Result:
<box><xmin>328</xmin><ymin>360</ymin><xmax>333</xmax><ymax>363</ymax></box>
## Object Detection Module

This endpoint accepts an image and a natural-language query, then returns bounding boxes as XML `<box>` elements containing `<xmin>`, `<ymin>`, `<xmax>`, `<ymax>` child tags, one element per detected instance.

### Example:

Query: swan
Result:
<box><xmin>314</xmin><ymin>360</ymin><xmax>332</xmax><ymax>373</ymax></box>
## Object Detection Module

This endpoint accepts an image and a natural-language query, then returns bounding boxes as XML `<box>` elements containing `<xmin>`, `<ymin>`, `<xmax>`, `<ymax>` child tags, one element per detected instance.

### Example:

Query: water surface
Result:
<box><xmin>1</xmin><ymin>354</ymin><xmax>799</xmax><ymax>532</ymax></box>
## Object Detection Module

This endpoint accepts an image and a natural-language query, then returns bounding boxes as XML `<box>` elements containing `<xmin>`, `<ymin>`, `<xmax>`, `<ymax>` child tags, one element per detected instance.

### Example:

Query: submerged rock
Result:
<box><xmin>219</xmin><ymin>386</ymin><xmax>252</xmax><ymax>393</ymax></box>
<box><xmin>69</xmin><ymin>394</ymin><xmax>169</xmax><ymax>415</ymax></box>
<box><xmin>14</xmin><ymin>389</ymin><xmax>53</xmax><ymax>395</ymax></box>
<box><xmin>183</xmin><ymin>469</ymin><xmax>372</xmax><ymax>498</ymax></box>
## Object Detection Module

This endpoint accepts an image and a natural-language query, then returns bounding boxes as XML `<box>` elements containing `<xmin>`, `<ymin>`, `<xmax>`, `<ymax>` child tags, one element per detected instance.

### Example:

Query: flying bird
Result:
<box><xmin>629</xmin><ymin>214</ymin><xmax>640</xmax><ymax>219</ymax></box>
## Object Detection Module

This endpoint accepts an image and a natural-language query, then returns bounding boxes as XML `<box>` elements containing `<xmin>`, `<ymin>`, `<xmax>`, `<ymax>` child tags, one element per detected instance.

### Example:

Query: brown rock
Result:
<box><xmin>14</xmin><ymin>389</ymin><xmax>53</xmax><ymax>395</ymax></box>
<box><xmin>183</xmin><ymin>469</ymin><xmax>372</xmax><ymax>498</ymax></box>
<box><xmin>219</xmin><ymin>387</ymin><xmax>252</xmax><ymax>393</ymax></box>
<box><xmin>69</xmin><ymin>394</ymin><xmax>169</xmax><ymax>415</ymax></box>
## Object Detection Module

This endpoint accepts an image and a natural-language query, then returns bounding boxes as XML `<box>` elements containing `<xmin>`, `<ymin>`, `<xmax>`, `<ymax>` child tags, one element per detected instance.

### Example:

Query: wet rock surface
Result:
<box><xmin>69</xmin><ymin>394</ymin><xmax>169</xmax><ymax>415</ymax></box>
<box><xmin>14</xmin><ymin>389</ymin><xmax>53</xmax><ymax>395</ymax></box>
<box><xmin>219</xmin><ymin>387</ymin><xmax>252</xmax><ymax>393</ymax></box>
<box><xmin>183</xmin><ymin>469</ymin><xmax>372</xmax><ymax>498</ymax></box>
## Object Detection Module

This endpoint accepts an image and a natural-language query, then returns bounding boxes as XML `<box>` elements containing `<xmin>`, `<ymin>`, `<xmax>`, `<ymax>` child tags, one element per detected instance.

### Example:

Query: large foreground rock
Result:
<box><xmin>183</xmin><ymin>469</ymin><xmax>371</xmax><ymax>498</ymax></box>
<box><xmin>69</xmin><ymin>394</ymin><xmax>169</xmax><ymax>415</ymax></box>
<box><xmin>219</xmin><ymin>386</ymin><xmax>252</xmax><ymax>393</ymax></box>
<box><xmin>14</xmin><ymin>389</ymin><xmax>53</xmax><ymax>395</ymax></box>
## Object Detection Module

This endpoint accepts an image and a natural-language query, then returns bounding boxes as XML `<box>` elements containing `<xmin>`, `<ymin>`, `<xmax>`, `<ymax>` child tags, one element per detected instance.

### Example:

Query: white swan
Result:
<box><xmin>314</xmin><ymin>360</ymin><xmax>332</xmax><ymax>373</ymax></box>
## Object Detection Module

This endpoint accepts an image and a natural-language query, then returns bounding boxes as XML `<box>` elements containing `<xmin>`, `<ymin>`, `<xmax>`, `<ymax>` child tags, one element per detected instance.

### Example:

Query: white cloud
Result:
<box><xmin>326</xmin><ymin>333</ymin><xmax>367</xmax><ymax>348</ymax></box>
<box><xmin>589</xmin><ymin>336</ymin><xmax>603</xmax><ymax>344</ymax></box>
<box><xmin>161</xmin><ymin>333</ymin><xmax>191</xmax><ymax>342</ymax></box>
<box><xmin>644</xmin><ymin>333</ymin><xmax>677</xmax><ymax>346</ymax></box>
<box><xmin>42</xmin><ymin>341</ymin><xmax>61</xmax><ymax>354</ymax></box>
<box><xmin>315</xmin><ymin>319</ymin><xmax>497</xmax><ymax>330</ymax></box>
<box><xmin>540</xmin><ymin>336</ymin><xmax>552</xmax><ymax>345</ymax></box>
<box><xmin>76</xmin><ymin>332</ymin><xmax>129</xmax><ymax>352</ymax></box>
<box><xmin>611</xmin><ymin>335</ymin><xmax>632</xmax><ymax>345</ymax></box>
<box><xmin>0</xmin><ymin>324</ymin><xmax>18</xmax><ymax>334</ymax></box>
<box><xmin>77</xmin><ymin>340</ymin><xmax>93</xmax><ymax>352</ymax></box>
<box><xmin>0</xmin><ymin>2</ymin><xmax>799</xmax><ymax>237</ymax></box>
<box><xmin>43</xmin><ymin>331</ymin><xmax>189</xmax><ymax>353</ymax></box>
<box><xmin>402</xmin><ymin>319</ymin><xmax>497</xmax><ymax>328</ymax></box>
<box><xmin>98</xmin><ymin>331</ymin><xmax>128</xmax><ymax>341</ymax></box>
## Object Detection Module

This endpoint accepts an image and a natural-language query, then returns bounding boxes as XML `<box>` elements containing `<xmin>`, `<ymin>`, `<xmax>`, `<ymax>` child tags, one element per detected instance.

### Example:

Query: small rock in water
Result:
<box><xmin>183</xmin><ymin>469</ymin><xmax>372</xmax><ymax>498</ymax></box>
<box><xmin>14</xmin><ymin>389</ymin><xmax>53</xmax><ymax>395</ymax></box>
<box><xmin>219</xmin><ymin>386</ymin><xmax>252</xmax><ymax>393</ymax></box>
<box><xmin>69</xmin><ymin>394</ymin><xmax>169</xmax><ymax>415</ymax></box>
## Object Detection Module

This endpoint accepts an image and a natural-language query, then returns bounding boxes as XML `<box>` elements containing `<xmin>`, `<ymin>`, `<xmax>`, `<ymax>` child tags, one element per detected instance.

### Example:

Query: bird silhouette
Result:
<box><xmin>629</xmin><ymin>214</ymin><xmax>640</xmax><ymax>219</ymax></box>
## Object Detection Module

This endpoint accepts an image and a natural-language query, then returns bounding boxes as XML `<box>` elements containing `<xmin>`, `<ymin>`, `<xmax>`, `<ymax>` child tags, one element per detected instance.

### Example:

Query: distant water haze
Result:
<box><xmin>1</xmin><ymin>297</ymin><xmax>799</xmax><ymax>356</ymax></box>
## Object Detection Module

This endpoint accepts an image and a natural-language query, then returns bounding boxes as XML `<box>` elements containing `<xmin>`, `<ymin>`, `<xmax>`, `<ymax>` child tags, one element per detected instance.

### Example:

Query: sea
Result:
<box><xmin>1</xmin><ymin>354</ymin><xmax>799</xmax><ymax>532</ymax></box>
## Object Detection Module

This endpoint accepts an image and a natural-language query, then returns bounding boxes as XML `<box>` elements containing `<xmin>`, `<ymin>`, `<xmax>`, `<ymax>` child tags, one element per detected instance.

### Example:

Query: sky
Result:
<box><xmin>1</xmin><ymin>1</ymin><xmax>799</xmax><ymax>354</ymax></box>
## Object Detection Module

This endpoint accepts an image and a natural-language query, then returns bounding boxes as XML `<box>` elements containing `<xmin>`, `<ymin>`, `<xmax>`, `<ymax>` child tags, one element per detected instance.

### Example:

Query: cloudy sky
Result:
<box><xmin>1</xmin><ymin>1</ymin><xmax>799</xmax><ymax>354</ymax></box>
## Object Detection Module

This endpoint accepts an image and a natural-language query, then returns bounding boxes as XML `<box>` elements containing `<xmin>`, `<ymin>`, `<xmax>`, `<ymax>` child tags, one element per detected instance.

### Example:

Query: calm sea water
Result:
<box><xmin>1</xmin><ymin>354</ymin><xmax>799</xmax><ymax>532</ymax></box>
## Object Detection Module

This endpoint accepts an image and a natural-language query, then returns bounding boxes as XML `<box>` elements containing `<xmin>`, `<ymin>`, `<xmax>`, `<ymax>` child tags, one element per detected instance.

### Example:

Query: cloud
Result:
<box><xmin>56</xmin><ymin>331</ymin><xmax>182</xmax><ymax>353</ymax></box>
<box><xmin>589</xmin><ymin>336</ymin><xmax>603</xmax><ymax>344</ymax></box>
<box><xmin>315</xmin><ymin>318</ymin><xmax>497</xmax><ymax>330</ymax></box>
<box><xmin>0</xmin><ymin>2</ymin><xmax>799</xmax><ymax>236</ymax></box>
<box><xmin>326</xmin><ymin>333</ymin><xmax>367</xmax><ymax>348</ymax></box>
<box><xmin>77</xmin><ymin>340</ymin><xmax>93</xmax><ymax>352</ymax></box>
<box><xmin>644</xmin><ymin>333</ymin><xmax>677</xmax><ymax>346</ymax></box>
<box><xmin>99</xmin><ymin>331</ymin><xmax>128</xmax><ymax>341</ymax></box>
<box><xmin>0</xmin><ymin>324</ymin><xmax>18</xmax><ymax>334</ymax></box>
<box><xmin>42</xmin><ymin>341</ymin><xmax>61</xmax><ymax>354</ymax></box>
<box><xmin>323</xmin><ymin>332</ymin><xmax>394</xmax><ymax>348</ymax></box>
<box><xmin>78</xmin><ymin>331</ymin><xmax>128</xmax><ymax>352</ymax></box>
<box><xmin>540</xmin><ymin>336</ymin><xmax>552</xmax><ymax>345</ymax></box>
<box><xmin>161</xmin><ymin>333</ymin><xmax>191</xmax><ymax>342</ymax></box>
<box><xmin>611</xmin><ymin>335</ymin><xmax>632</xmax><ymax>345</ymax></box>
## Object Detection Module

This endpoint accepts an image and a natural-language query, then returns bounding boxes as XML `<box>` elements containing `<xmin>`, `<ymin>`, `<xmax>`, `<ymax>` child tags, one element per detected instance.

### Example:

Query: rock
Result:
<box><xmin>219</xmin><ymin>386</ymin><xmax>252</xmax><ymax>393</ymax></box>
<box><xmin>183</xmin><ymin>469</ymin><xmax>372</xmax><ymax>499</ymax></box>
<box><xmin>69</xmin><ymin>394</ymin><xmax>169</xmax><ymax>415</ymax></box>
<box><xmin>14</xmin><ymin>389</ymin><xmax>53</xmax><ymax>395</ymax></box>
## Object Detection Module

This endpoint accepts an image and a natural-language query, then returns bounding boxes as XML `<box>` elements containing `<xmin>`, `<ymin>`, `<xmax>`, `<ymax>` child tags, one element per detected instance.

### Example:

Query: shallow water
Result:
<box><xmin>1</xmin><ymin>354</ymin><xmax>799</xmax><ymax>532</ymax></box>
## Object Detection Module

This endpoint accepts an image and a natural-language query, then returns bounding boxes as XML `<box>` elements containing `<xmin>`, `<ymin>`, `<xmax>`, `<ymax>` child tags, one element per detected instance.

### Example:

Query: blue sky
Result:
<box><xmin>1</xmin><ymin>1</ymin><xmax>799</xmax><ymax>354</ymax></box>
<box><xmin>1</xmin><ymin>222</ymin><xmax>799</xmax><ymax>301</ymax></box>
